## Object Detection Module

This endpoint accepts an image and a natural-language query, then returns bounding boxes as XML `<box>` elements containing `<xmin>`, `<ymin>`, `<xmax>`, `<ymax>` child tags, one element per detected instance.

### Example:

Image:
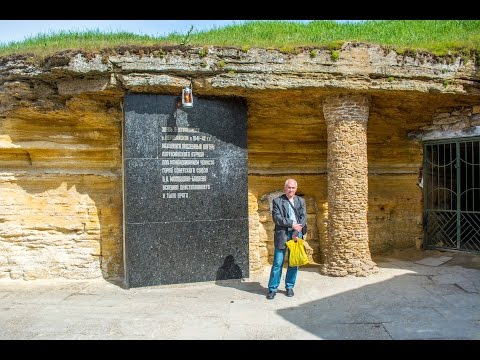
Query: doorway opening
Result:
<box><xmin>423</xmin><ymin>137</ymin><xmax>480</xmax><ymax>253</ymax></box>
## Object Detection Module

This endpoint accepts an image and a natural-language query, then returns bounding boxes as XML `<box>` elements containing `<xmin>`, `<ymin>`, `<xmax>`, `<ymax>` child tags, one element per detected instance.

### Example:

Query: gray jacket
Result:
<box><xmin>272</xmin><ymin>194</ymin><xmax>307</xmax><ymax>249</ymax></box>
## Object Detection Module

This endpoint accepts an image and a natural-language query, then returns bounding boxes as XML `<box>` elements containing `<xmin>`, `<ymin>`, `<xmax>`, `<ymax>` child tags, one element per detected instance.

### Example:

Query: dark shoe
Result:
<box><xmin>266</xmin><ymin>291</ymin><xmax>276</xmax><ymax>300</ymax></box>
<box><xmin>286</xmin><ymin>288</ymin><xmax>294</xmax><ymax>297</ymax></box>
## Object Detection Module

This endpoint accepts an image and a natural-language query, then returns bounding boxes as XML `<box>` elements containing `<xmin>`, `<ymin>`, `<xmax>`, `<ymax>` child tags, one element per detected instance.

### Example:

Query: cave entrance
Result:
<box><xmin>423</xmin><ymin>137</ymin><xmax>480</xmax><ymax>253</ymax></box>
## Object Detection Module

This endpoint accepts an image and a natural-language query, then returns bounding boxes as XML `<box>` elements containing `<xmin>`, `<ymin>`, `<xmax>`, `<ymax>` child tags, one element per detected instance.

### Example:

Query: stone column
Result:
<box><xmin>322</xmin><ymin>94</ymin><xmax>378</xmax><ymax>276</ymax></box>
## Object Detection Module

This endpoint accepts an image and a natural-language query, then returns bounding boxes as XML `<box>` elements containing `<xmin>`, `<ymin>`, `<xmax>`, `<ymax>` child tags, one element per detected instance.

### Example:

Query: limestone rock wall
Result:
<box><xmin>408</xmin><ymin>104</ymin><xmax>480</xmax><ymax>141</ymax></box>
<box><xmin>368</xmin><ymin>175</ymin><xmax>424</xmax><ymax>253</ymax></box>
<box><xmin>0</xmin><ymin>91</ymin><xmax>123</xmax><ymax>280</ymax></box>
<box><xmin>1</xmin><ymin>43</ymin><xmax>479</xmax><ymax>279</ymax></box>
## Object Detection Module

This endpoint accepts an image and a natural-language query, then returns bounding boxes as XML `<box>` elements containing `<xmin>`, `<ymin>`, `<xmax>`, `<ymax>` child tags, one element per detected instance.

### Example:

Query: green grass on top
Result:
<box><xmin>1</xmin><ymin>20</ymin><xmax>479</xmax><ymax>59</ymax></box>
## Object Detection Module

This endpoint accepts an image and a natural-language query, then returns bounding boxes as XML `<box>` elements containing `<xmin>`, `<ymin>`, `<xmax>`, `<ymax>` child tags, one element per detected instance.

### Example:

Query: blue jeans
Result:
<box><xmin>267</xmin><ymin>231</ymin><xmax>301</xmax><ymax>292</ymax></box>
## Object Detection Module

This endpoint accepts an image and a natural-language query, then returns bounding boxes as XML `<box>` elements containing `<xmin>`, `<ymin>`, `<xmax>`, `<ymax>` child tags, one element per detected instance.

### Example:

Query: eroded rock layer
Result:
<box><xmin>1</xmin><ymin>43</ymin><xmax>479</xmax><ymax>279</ymax></box>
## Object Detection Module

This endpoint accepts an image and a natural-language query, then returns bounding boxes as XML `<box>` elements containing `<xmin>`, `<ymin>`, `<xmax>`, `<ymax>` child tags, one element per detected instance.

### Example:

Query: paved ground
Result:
<box><xmin>1</xmin><ymin>248</ymin><xmax>479</xmax><ymax>340</ymax></box>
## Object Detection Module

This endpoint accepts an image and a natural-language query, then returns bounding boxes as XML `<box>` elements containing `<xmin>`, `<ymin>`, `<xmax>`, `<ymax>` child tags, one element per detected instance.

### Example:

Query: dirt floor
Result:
<box><xmin>372</xmin><ymin>247</ymin><xmax>480</xmax><ymax>270</ymax></box>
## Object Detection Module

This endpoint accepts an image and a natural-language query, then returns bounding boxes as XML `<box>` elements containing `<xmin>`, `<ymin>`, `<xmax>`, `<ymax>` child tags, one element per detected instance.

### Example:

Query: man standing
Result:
<box><xmin>266</xmin><ymin>178</ymin><xmax>307</xmax><ymax>299</ymax></box>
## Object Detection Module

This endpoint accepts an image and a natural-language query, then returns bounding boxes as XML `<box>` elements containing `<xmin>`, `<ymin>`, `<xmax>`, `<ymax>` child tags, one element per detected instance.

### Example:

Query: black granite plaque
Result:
<box><xmin>123</xmin><ymin>93</ymin><xmax>249</xmax><ymax>287</ymax></box>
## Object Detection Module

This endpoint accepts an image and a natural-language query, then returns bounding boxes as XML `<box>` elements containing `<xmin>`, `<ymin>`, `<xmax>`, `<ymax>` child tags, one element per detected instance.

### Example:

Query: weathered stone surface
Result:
<box><xmin>409</xmin><ymin>105</ymin><xmax>480</xmax><ymax>141</ymax></box>
<box><xmin>2</xmin><ymin>43</ymin><xmax>479</xmax><ymax>96</ymax></box>
<box><xmin>368</xmin><ymin>175</ymin><xmax>423</xmax><ymax>253</ymax></box>
<box><xmin>117</xmin><ymin>74</ymin><xmax>191</xmax><ymax>93</ymax></box>
<box><xmin>472</xmin><ymin>114</ymin><xmax>480</xmax><ymax>126</ymax></box>
<box><xmin>322</xmin><ymin>94</ymin><xmax>378</xmax><ymax>277</ymax></box>
<box><xmin>57</xmin><ymin>77</ymin><xmax>111</xmax><ymax>96</ymax></box>
<box><xmin>0</xmin><ymin>94</ymin><xmax>123</xmax><ymax>280</ymax></box>
<box><xmin>0</xmin><ymin>56</ymin><xmax>43</xmax><ymax>78</ymax></box>
<box><xmin>59</xmin><ymin>53</ymin><xmax>112</xmax><ymax>74</ymax></box>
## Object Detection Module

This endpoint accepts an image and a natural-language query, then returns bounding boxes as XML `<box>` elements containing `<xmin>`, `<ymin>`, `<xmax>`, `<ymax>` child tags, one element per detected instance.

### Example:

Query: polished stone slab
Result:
<box><xmin>124</xmin><ymin>93</ymin><xmax>248</xmax><ymax>288</ymax></box>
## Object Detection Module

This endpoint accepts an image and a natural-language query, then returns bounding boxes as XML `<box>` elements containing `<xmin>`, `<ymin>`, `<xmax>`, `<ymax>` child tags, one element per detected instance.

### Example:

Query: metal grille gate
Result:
<box><xmin>423</xmin><ymin>137</ymin><xmax>480</xmax><ymax>253</ymax></box>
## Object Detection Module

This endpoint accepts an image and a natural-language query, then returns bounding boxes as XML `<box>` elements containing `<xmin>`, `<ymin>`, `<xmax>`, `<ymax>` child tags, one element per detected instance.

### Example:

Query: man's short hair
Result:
<box><xmin>284</xmin><ymin>178</ymin><xmax>297</xmax><ymax>187</ymax></box>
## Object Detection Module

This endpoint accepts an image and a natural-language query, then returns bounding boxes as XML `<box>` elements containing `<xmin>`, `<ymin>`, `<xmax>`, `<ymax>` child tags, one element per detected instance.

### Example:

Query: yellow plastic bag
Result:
<box><xmin>286</xmin><ymin>239</ymin><xmax>309</xmax><ymax>267</ymax></box>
